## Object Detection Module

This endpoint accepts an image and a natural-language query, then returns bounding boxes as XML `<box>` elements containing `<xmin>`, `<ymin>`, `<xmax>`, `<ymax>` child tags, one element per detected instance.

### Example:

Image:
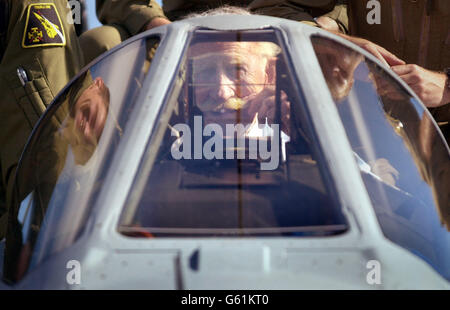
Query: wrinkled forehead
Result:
<box><xmin>188</xmin><ymin>41</ymin><xmax>268</xmax><ymax>61</ymax></box>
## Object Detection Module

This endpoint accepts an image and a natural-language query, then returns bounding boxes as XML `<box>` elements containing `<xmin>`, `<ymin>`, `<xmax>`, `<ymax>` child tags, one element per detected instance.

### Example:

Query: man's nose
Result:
<box><xmin>211</xmin><ymin>72</ymin><xmax>235</xmax><ymax>100</ymax></box>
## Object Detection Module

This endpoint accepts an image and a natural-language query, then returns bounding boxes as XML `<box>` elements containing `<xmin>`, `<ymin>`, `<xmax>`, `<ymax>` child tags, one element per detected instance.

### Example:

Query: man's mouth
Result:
<box><xmin>198</xmin><ymin>96</ymin><xmax>249</xmax><ymax>112</ymax></box>
<box><xmin>224</xmin><ymin>98</ymin><xmax>246</xmax><ymax>110</ymax></box>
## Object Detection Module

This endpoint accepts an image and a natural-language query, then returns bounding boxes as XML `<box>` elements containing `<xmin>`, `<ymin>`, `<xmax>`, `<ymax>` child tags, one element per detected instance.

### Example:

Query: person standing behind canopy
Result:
<box><xmin>79</xmin><ymin>0</ymin><xmax>349</xmax><ymax>64</ymax></box>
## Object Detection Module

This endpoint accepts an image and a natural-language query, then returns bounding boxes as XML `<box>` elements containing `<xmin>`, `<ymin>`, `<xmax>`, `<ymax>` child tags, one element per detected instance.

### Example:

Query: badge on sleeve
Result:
<box><xmin>22</xmin><ymin>3</ymin><xmax>66</xmax><ymax>48</ymax></box>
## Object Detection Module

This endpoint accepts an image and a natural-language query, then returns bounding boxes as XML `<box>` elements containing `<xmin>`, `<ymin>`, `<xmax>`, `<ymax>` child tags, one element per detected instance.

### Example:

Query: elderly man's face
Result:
<box><xmin>189</xmin><ymin>42</ymin><xmax>270</xmax><ymax>124</ymax></box>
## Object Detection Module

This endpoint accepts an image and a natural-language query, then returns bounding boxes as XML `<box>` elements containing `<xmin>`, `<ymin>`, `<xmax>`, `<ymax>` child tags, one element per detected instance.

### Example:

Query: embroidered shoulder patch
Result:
<box><xmin>22</xmin><ymin>3</ymin><xmax>66</xmax><ymax>48</ymax></box>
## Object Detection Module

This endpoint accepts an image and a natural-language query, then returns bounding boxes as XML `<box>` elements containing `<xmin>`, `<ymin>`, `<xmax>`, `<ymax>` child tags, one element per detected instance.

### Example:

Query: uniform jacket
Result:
<box><xmin>96</xmin><ymin>0</ymin><xmax>165</xmax><ymax>36</ymax></box>
<box><xmin>347</xmin><ymin>0</ymin><xmax>449</xmax><ymax>72</ymax></box>
<box><xmin>0</xmin><ymin>0</ymin><xmax>166</xmax><ymax>238</ymax></box>
<box><xmin>162</xmin><ymin>0</ymin><xmax>343</xmax><ymax>23</ymax></box>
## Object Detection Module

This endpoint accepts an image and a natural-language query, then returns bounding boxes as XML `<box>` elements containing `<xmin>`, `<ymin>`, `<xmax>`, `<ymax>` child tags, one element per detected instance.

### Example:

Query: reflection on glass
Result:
<box><xmin>6</xmin><ymin>37</ymin><xmax>160</xmax><ymax>283</ymax></box>
<box><xmin>312</xmin><ymin>36</ymin><xmax>450</xmax><ymax>281</ymax></box>
<box><xmin>119</xmin><ymin>30</ymin><xmax>347</xmax><ymax>238</ymax></box>
<box><xmin>62</xmin><ymin>74</ymin><xmax>110</xmax><ymax>165</ymax></box>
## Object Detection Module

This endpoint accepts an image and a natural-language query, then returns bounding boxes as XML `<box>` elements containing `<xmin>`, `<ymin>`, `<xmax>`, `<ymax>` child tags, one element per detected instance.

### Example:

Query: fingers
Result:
<box><xmin>386</xmin><ymin>165</ymin><xmax>400</xmax><ymax>179</ymax></box>
<box><xmin>247</xmin><ymin>87</ymin><xmax>275</xmax><ymax>117</ymax></box>
<box><xmin>395</xmin><ymin>72</ymin><xmax>421</xmax><ymax>85</ymax></box>
<box><xmin>363</xmin><ymin>43</ymin><xmax>405</xmax><ymax>67</ymax></box>
<box><xmin>342</xmin><ymin>34</ymin><xmax>404</xmax><ymax>67</ymax></box>
<box><xmin>144</xmin><ymin>17</ymin><xmax>171</xmax><ymax>31</ymax></box>
<box><xmin>259</xmin><ymin>96</ymin><xmax>275</xmax><ymax>119</ymax></box>
<box><xmin>391</xmin><ymin>65</ymin><xmax>447</xmax><ymax>107</ymax></box>
<box><xmin>390</xmin><ymin>65</ymin><xmax>425</xmax><ymax>98</ymax></box>
<box><xmin>247</xmin><ymin>96</ymin><xmax>261</xmax><ymax>117</ymax></box>
<box><xmin>392</xmin><ymin>64</ymin><xmax>445</xmax><ymax>86</ymax></box>
<box><xmin>361</xmin><ymin>43</ymin><xmax>390</xmax><ymax>66</ymax></box>
<box><xmin>377</xmin><ymin>46</ymin><xmax>405</xmax><ymax>66</ymax></box>
<box><xmin>247</xmin><ymin>90</ymin><xmax>290</xmax><ymax>122</ymax></box>
<box><xmin>369</xmin><ymin>158</ymin><xmax>399</xmax><ymax>186</ymax></box>
<box><xmin>370</xmin><ymin>158</ymin><xmax>400</xmax><ymax>180</ymax></box>
<box><xmin>391</xmin><ymin>64</ymin><xmax>416</xmax><ymax>76</ymax></box>
<box><xmin>316</xmin><ymin>16</ymin><xmax>340</xmax><ymax>32</ymax></box>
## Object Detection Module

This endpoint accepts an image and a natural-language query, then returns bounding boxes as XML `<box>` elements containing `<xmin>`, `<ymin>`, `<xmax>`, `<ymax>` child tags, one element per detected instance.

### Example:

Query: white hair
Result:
<box><xmin>183</xmin><ymin>5</ymin><xmax>252</xmax><ymax>19</ymax></box>
<box><xmin>185</xmin><ymin>6</ymin><xmax>281</xmax><ymax>58</ymax></box>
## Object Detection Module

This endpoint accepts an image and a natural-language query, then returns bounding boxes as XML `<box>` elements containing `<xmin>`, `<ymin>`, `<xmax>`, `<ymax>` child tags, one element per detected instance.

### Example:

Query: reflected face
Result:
<box><xmin>65</xmin><ymin>76</ymin><xmax>110</xmax><ymax>166</ymax></box>
<box><xmin>73</xmin><ymin>77</ymin><xmax>109</xmax><ymax>146</ymax></box>
<box><xmin>189</xmin><ymin>42</ymin><xmax>270</xmax><ymax>124</ymax></box>
<box><xmin>315</xmin><ymin>44</ymin><xmax>362</xmax><ymax>101</ymax></box>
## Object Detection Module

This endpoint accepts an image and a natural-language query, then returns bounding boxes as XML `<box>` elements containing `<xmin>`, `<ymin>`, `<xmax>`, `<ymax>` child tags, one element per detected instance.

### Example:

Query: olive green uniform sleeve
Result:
<box><xmin>164</xmin><ymin>0</ymin><xmax>336</xmax><ymax>25</ymax></box>
<box><xmin>96</xmin><ymin>0</ymin><xmax>167</xmax><ymax>36</ymax></box>
<box><xmin>0</xmin><ymin>0</ymin><xmax>83</xmax><ymax>239</ymax></box>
